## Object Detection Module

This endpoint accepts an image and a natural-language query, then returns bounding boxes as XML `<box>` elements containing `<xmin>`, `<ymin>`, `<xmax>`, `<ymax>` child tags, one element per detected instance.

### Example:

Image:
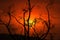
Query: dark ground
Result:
<box><xmin>0</xmin><ymin>34</ymin><xmax>43</xmax><ymax>40</ymax></box>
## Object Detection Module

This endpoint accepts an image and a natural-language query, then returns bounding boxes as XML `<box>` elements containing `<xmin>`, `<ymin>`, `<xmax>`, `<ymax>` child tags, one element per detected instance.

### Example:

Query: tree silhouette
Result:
<box><xmin>0</xmin><ymin>0</ymin><xmax>55</xmax><ymax>40</ymax></box>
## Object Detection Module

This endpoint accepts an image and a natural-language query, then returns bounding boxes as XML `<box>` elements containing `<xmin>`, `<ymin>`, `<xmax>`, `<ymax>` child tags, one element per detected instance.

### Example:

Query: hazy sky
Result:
<box><xmin>0</xmin><ymin>0</ymin><xmax>60</xmax><ymax>40</ymax></box>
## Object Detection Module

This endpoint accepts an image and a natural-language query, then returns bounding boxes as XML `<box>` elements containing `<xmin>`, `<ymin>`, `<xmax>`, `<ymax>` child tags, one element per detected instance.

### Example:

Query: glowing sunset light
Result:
<box><xmin>25</xmin><ymin>20</ymin><xmax>35</xmax><ymax>27</ymax></box>
<box><xmin>0</xmin><ymin>0</ymin><xmax>59</xmax><ymax>40</ymax></box>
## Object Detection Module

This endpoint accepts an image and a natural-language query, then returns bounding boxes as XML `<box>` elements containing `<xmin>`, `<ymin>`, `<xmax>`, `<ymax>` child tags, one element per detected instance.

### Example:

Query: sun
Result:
<box><xmin>25</xmin><ymin>20</ymin><xmax>35</xmax><ymax>27</ymax></box>
<box><xmin>29</xmin><ymin>20</ymin><xmax>33</xmax><ymax>24</ymax></box>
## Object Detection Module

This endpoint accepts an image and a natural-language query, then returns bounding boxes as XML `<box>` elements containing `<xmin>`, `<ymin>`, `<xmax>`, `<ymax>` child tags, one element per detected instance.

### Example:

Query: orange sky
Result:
<box><xmin>0</xmin><ymin>0</ymin><xmax>60</xmax><ymax>40</ymax></box>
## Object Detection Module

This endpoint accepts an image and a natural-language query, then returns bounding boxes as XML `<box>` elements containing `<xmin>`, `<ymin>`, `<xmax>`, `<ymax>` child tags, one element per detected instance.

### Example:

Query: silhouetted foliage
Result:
<box><xmin>0</xmin><ymin>0</ymin><xmax>55</xmax><ymax>40</ymax></box>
